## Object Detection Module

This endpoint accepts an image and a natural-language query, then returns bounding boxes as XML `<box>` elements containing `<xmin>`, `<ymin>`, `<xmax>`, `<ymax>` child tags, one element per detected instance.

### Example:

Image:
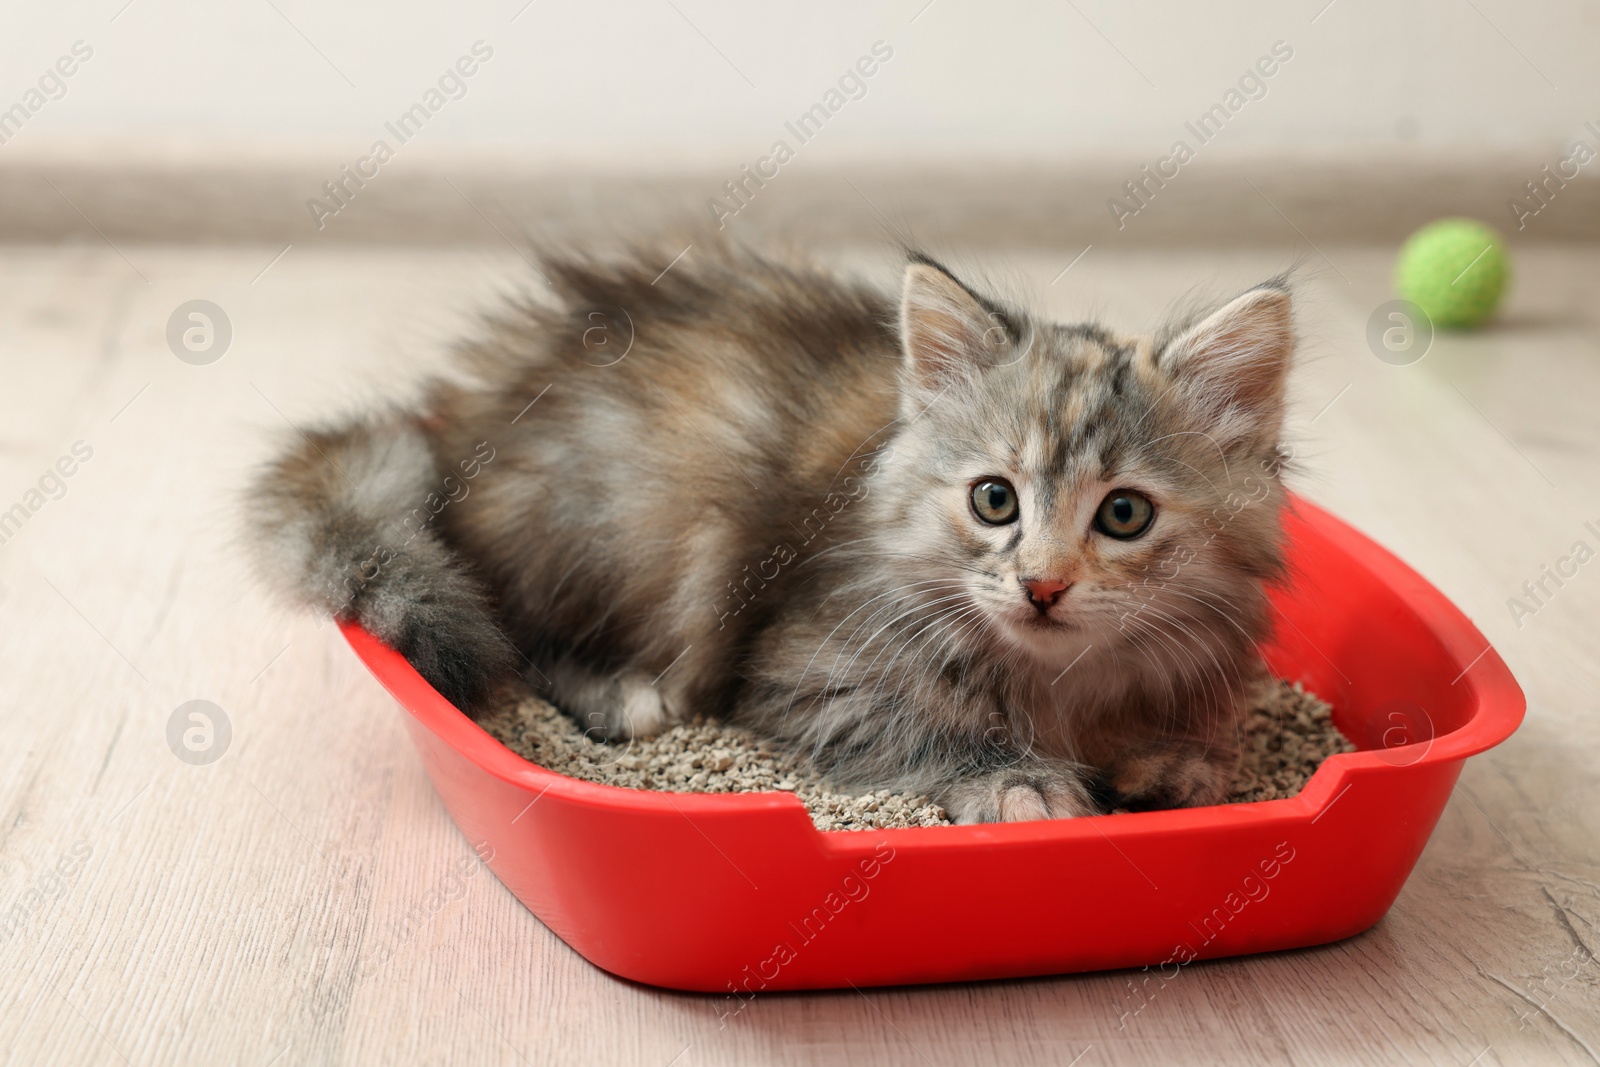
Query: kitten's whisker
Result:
<box><xmin>782</xmin><ymin>577</ymin><xmax>968</xmax><ymax>716</ymax></box>
<box><xmin>880</xmin><ymin>550</ymin><xmax>1000</xmax><ymax>582</ymax></box>
<box><xmin>1119</xmin><ymin>605</ymin><xmax>1245</xmax><ymax>736</ymax></box>
<box><xmin>1158</xmin><ymin>585</ymin><xmax>1260</xmax><ymax>643</ymax></box>
<box><xmin>785</xmin><ymin>582</ymin><xmax>973</xmax><ymax>741</ymax></box>
<box><xmin>841</xmin><ymin>603</ymin><xmax>995</xmax><ymax>772</ymax></box>
<box><xmin>824</xmin><ymin>587</ymin><xmax>973</xmax><ymax>672</ymax></box>
<box><xmin>826</xmin><ymin>594</ymin><xmax>982</xmax><ymax>704</ymax></box>
<box><xmin>850</xmin><ymin>603</ymin><xmax>984</xmax><ymax>715</ymax></box>
<box><xmin>821</xmin><ymin>591</ymin><xmax>975</xmax><ymax>697</ymax></box>
<box><xmin>796</xmin><ymin>536</ymin><xmax>877</xmax><ymax>569</ymax></box>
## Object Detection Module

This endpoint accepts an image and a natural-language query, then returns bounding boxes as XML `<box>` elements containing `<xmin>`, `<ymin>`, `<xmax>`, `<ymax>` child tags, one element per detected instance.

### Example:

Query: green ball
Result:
<box><xmin>1394</xmin><ymin>218</ymin><xmax>1509</xmax><ymax>329</ymax></box>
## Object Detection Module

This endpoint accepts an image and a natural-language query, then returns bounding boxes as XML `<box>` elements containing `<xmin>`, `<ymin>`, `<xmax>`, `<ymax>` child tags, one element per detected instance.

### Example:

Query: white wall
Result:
<box><xmin>1</xmin><ymin>0</ymin><xmax>1595</xmax><ymax>170</ymax></box>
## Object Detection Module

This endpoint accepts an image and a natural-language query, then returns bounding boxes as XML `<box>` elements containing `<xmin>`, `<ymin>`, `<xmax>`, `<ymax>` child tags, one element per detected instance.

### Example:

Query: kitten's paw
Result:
<box><xmin>554</xmin><ymin>665</ymin><xmax>674</xmax><ymax>742</ymax></box>
<box><xmin>614</xmin><ymin>676</ymin><xmax>669</xmax><ymax>739</ymax></box>
<box><xmin>586</xmin><ymin>675</ymin><xmax>669</xmax><ymax>741</ymax></box>
<box><xmin>1108</xmin><ymin>741</ymin><xmax>1237</xmax><ymax>811</ymax></box>
<box><xmin>942</xmin><ymin>765</ymin><xmax>1098</xmax><ymax>824</ymax></box>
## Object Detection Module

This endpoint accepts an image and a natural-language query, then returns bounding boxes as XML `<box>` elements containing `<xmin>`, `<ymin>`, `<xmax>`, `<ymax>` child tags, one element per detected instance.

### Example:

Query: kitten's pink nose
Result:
<box><xmin>1022</xmin><ymin>577</ymin><xmax>1069</xmax><ymax>610</ymax></box>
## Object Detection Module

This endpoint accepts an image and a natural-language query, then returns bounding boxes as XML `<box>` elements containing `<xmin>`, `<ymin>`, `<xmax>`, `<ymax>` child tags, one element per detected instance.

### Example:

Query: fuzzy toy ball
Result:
<box><xmin>1394</xmin><ymin>218</ymin><xmax>1509</xmax><ymax>329</ymax></box>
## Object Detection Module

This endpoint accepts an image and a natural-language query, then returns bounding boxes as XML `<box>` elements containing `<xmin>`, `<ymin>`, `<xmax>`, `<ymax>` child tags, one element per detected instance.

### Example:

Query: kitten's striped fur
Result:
<box><xmin>246</xmin><ymin>244</ymin><xmax>1295</xmax><ymax>822</ymax></box>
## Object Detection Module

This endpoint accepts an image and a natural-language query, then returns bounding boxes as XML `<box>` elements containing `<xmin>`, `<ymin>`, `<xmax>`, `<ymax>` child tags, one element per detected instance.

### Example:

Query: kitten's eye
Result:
<box><xmin>970</xmin><ymin>479</ymin><xmax>1019</xmax><ymax>525</ymax></box>
<box><xmin>1094</xmin><ymin>490</ymin><xmax>1155</xmax><ymax>539</ymax></box>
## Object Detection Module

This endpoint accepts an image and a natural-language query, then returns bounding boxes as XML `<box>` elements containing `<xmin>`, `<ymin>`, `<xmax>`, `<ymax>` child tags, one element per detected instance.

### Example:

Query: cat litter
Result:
<box><xmin>479</xmin><ymin>677</ymin><xmax>1353</xmax><ymax>832</ymax></box>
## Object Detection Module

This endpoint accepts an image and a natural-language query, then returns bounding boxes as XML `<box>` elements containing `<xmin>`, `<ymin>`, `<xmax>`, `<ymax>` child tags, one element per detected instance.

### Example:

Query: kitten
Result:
<box><xmin>245</xmin><ymin>244</ymin><xmax>1294</xmax><ymax>823</ymax></box>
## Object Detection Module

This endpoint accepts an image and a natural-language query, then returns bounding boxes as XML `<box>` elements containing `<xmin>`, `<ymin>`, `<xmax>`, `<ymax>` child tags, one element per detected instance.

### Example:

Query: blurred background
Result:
<box><xmin>3</xmin><ymin>0</ymin><xmax>1598</xmax><ymax>245</ymax></box>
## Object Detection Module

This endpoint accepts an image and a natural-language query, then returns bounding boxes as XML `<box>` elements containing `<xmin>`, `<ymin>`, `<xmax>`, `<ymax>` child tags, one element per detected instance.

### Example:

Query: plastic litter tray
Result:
<box><xmin>340</xmin><ymin>495</ymin><xmax>1523</xmax><ymax>992</ymax></box>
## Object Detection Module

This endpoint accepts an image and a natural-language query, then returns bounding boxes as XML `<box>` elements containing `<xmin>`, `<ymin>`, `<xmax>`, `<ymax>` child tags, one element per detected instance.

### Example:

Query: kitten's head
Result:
<box><xmin>872</xmin><ymin>255</ymin><xmax>1294</xmax><ymax>676</ymax></box>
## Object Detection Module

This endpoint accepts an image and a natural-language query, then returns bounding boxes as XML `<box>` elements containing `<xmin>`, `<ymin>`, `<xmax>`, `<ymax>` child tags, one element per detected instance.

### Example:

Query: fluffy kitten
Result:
<box><xmin>246</xmin><ymin>244</ymin><xmax>1294</xmax><ymax>823</ymax></box>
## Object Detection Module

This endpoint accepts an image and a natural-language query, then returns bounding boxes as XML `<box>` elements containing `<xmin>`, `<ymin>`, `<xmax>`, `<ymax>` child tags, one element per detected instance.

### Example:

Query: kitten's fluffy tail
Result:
<box><xmin>243</xmin><ymin>414</ymin><xmax>518</xmax><ymax>714</ymax></box>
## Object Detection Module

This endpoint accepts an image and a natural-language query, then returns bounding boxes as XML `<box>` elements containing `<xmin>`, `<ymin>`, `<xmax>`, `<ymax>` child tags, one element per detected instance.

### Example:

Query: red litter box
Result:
<box><xmin>340</xmin><ymin>495</ymin><xmax>1523</xmax><ymax>992</ymax></box>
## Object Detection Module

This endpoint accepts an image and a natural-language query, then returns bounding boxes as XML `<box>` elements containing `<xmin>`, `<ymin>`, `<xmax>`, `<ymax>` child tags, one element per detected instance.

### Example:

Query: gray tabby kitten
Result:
<box><xmin>246</xmin><ymin>245</ymin><xmax>1294</xmax><ymax>822</ymax></box>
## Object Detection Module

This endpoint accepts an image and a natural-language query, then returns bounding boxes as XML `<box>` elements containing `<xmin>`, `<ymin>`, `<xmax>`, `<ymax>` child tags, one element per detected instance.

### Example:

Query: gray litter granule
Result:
<box><xmin>1227</xmin><ymin>680</ymin><xmax>1358</xmax><ymax>804</ymax></box>
<box><xmin>479</xmin><ymin>678</ymin><xmax>1354</xmax><ymax>832</ymax></box>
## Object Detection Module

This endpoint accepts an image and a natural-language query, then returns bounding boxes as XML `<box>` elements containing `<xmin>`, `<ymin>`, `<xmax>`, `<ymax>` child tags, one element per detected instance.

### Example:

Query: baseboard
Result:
<box><xmin>2</xmin><ymin>155</ymin><xmax>1591</xmax><ymax>247</ymax></box>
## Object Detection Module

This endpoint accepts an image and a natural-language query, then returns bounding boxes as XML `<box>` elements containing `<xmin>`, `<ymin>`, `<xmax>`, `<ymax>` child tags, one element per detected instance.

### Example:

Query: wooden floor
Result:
<box><xmin>1</xmin><ymin>240</ymin><xmax>1596</xmax><ymax>1066</ymax></box>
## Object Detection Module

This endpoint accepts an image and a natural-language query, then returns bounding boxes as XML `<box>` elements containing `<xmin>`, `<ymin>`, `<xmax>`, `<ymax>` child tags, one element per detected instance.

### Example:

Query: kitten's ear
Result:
<box><xmin>899</xmin><ymin>260</ymin><xmax>1009</xmax><ymax>394</ymax></box>
<box><xmin>1160</xmin><ymin>285</ymin><xmax>1293</xmax><ymax>440</ymax></box>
